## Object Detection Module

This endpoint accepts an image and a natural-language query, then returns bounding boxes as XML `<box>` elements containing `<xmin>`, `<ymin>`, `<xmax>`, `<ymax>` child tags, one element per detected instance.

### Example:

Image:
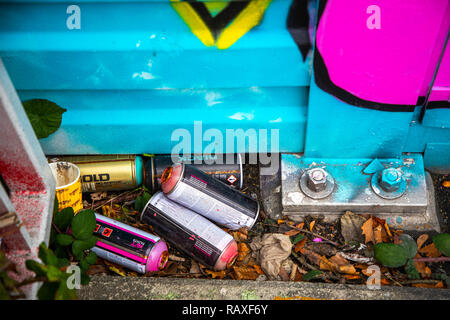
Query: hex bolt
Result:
<box><xmin>379</xmin><ymin>168</ymin><xmax>402</xmax><ymax>192</ymax></box>
<box><xmin>306</xmin><ymin>168</ymin><xmax>328</xmax><ymax>192</ymax></box>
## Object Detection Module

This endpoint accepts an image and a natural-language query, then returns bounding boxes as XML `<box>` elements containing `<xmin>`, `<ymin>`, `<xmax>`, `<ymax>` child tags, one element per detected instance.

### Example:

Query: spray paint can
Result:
<box><xmin>53</xmin><ymin>154</ymin><xmax>243</xmax><ymax>193</ymax></box>
<box><xmin>141</xmin><ymin>192</ymin><xmax>238</xmax><ymax>271</ymax></box>
<box><xmin>55</xmin><ymin>155</ymin><xmax>143</xmax><ymax>193</ymax></box>
<box><xmin>92</xmin><ymin>213</ymin><xmax>169</xmax><ymax>273</ymax></box>
<box><xmin>145</xmin><ymin>153</ymin><xmax>243</xmax><ymax>191</ymax></box>
<box><xmin>160</xmin><ymin>163</ymin><xmax>259</xmax><ymax>231</ymax></box>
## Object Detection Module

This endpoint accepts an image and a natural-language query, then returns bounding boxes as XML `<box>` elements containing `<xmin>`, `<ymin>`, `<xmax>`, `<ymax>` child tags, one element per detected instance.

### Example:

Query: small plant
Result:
<box><xmin>0</xmin><ymin>198</ymin><xmax>98</xmax><ymax>300</ymax></box>
<box><xmin>374</xmin><ymin>233</ymin><xmax>450</xmax><ymax>280</ymax></box>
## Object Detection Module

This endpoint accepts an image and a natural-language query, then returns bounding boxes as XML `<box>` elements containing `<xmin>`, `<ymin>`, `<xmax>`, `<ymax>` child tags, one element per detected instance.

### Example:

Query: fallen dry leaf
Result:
<box><xmin>419</xmin><ymin>243</ymin><xmax>441</xmax><ymax>258</ymax></box>
<box><xmin>295</xmin><ymin>222</ymin><xmax>305</xmax><ymax>229</ymax></box>
<box><xmin>309</xmin><ymin>220</ymin><xmax>316</xmax><ymax>232</ymax></box>
<box><xmin>278</xmin><ymin>266</ymin><xmax>290</xmax><ymax>281</ymax></box>
<box><xmin>361</xmin><ymin>217</ymin><xmax>374</xmax><ymax>244</ymax></box>
<box><xmin>384</xmin><ymin>221</ymin><xmax>392</xmax><ymax>238</ymax></box>
<box><xmin>416</xmin><ymin>234</ymin><xmax>429</xmax><ymax>250</ymax></box>
<box><xmin>237</xmin><ymin>242</ymin><xmax>251</xmax><ymax>262</ymax></box>
<box><xmin>299</xmin><ymin>247</ymin><xmax>323</xmax><ymax>266</ymax></box>
<box><xmin>90</xmin><ymin>192</ymin><xmax>108</xmax><ymax>201</ymax></box>
<box><xmin>412</xmin><ymin>281</ymin><xmax>444</xmax><ymax>288</ymax></box>
<box><xmin>414</xmin><ymin>261</ymin><xmax>432</xmax><ymax>279</ymax></box>
<box><xmin>374</xmin><ymin>225</ymin><xmax>384</xmax><ymax>244</ymax></box>
<box><xmin>205</xmin><ymin>269</ymin><xmax>227</xmax><ymax>279</ymax></box>
<box><xmin>231</xmin><ymin>266</ymin><xmax>261</xmax><ymax>280</ymax></box>
<box><xmin>284</xmin><ymin>229</ymin><xmax>300</xmax><ymax>237</ymax></box>
<box><xmin>343</xmin><ymin>274</ymin><xmax>360</xmax><ymax>280</ymax></box>
<box><xmin>294</xmin><ymin>237</ymin><xmax>307</xmax><ymax>253</ymax></box>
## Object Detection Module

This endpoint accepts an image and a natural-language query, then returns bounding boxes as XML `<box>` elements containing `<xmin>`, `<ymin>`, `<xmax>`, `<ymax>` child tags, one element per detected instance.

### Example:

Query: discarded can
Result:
<box><xmin>54</xmin><ymin>155</ymin><xmax>143</xmax><ymax>192</ymax></box>
<box><xmin>161</xmin><ymin>163</ymin><xmax>259</xmax><ymax>230</ymax></box>
<box><xmin>141</xmin><ymin>192</ymin><xmax>238</xmax><ymax>271</ymax></box>
<box><xmin>92</xmin><ymin>213</ymin><xmax>169</xmax><ymax>273</ymax></box>
<box><xmin>145</xmin><ymin>154</ymin><xmax>243</xmax><ymax>191</ymax></box>
<box><xmin>53</xmin><ymin>154</ymin><xmax>243</xmax><ymax>193</ymax></box>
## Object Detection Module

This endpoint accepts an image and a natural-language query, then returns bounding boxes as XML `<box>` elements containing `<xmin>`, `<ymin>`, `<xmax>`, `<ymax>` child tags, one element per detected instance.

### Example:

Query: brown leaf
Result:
<box><xmin>343</xmin><ymin>274</ymin><xmax>360</xmax><ymax>280</ymax></box>
<box><xmin>284</xmin><ymin>229</ymin><xmax>300</xmax><ymax>237</ymax></box>
<box><xmin>374</xmin><ymin>225</ymin><xmax>384</xmax><ymax>244</ymax></box>
<box><xmin>412</xmin><ymin>281</ymin><xmax>444</xmax><ymax>288</ymax></box>
<box><xmin>309</xmin><ymin>220</ymin><xmax>316</xmax><ymax>232</ymax></box>
<box><xmin>384</xmin><ymin>221</ymin><xmax>392</xmax><ymax>238</ymax></box>
<box><xmin>237</xmin><ymin>242</ymin><xmax>251</xmax><ymax>262</ymax></box>
<box><xmin>416</xmin><ymin>234</ymin><xmax>429</xmax><ymax>250</ymax></box>
<box><xmin>299</xmin><ymin>247</ymin><xmax>323</xmax><ymax>266</ymax></box>
<box><xmin>231</xmin><ymin>266</ymin><xmax>260</xmax><ymax>280</ymax></box>
<box><xmin>328</xmin><ymin>254</ymin><xmax>358</xmax><ymax>275</ymax></box>
<box><xmin>205</xmin><ymin>269</ymin><xmax>227</xmax><ymax>279</ymax></box>
<box><xmin>361</xmin><ymin>217</ymin><xmax>374</xmax><ymax>244</ymax></box>
<box><xmin>295</xmin><ymin>222</ymin><xmax>305</xmax><ymax>229</ymax></box>
<box><xmin>278</xmin><ymin>266</ymin><xmax>290</xmax><ymax>281</ymax></box>
<box><xmin>294</xmin><ymin>237</ymin><xmax>307</xmax><ymax>253</ymax></box>
<box><xmin>419</xmin><ymin>243</ymin><xmax>441</xmax><ymax>258</ymax></box>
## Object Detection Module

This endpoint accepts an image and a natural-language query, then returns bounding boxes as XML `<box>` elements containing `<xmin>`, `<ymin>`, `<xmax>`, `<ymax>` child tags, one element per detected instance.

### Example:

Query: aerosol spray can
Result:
<box><xmin>161</xmin><ymin>163</ymin><xmax>259</xmax><ymax>230</ymax></box>
<box><xmin>92</xmin><ymin>213</ymin><xmax>169</xmax><ymax>273</ymax></box>
<box><xmin>145</xmin><ymin>154</ymin><xmax>243</xmax><ymax>191</ymax></box>
<box><xmin>141</xmin><ymin>192</ymin><xmax>238</xmax><ymax>271</ymax></box>
<box><xmin>53</xmin><ymin>154</ymin><xmax>244</xmax><ymax>193</ymax></box>
<box><xmin>55</xmin><ymin>155</ymin><xmax>143</xmax><ymax>193</ymax></box>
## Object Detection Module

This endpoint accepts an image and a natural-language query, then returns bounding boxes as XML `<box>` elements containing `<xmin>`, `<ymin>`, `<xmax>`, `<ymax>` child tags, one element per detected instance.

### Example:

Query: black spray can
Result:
<box><xmin>144</xmin><ymin>154</ymin><xmax>243</xmax><ymax>192</ymax></box>
<box><xmin>160</xmin><ymin>163</ymin><xmax>259</xmax><ymax>230</ymax></box>
<box><xmin>141</xmin><ymin>192</ymin><xmax>238</xmax><ymax>271</ymax></box>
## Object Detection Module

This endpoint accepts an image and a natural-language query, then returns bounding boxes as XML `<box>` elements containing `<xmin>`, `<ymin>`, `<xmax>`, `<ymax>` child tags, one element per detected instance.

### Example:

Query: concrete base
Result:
<box><xmin>78</xmin><ymin>275</ymin><xmax>450</xmax><ymax>300</ymax></box>
<box><xmin>261</xmin><ymin>154</ymin><xmax>442</xmax><ymax>232</ymax></box>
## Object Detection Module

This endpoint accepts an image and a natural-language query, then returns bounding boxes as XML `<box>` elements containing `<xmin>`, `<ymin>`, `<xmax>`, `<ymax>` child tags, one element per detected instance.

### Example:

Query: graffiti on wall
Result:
<box><xmin>313</xmin><ymin>0</ymin><xmax>450</xmax><ymax>112</ymax></box>
<box><xmin>171</xmin><ymin>0</ymin><xmax>272</xmax><ymax>49</ymax></box>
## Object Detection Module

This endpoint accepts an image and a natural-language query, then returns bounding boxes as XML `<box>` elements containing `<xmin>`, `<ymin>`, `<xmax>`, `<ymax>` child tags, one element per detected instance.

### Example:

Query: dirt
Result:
<box><xmin>82</xmin><ymin>163</ymin><xmax>449</xmax><ymax>288</ymax></box>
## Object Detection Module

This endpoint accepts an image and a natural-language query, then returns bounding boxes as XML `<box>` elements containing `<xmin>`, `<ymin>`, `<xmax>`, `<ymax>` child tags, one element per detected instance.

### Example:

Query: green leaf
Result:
<box><xmin>38</xmin><ymin>242</ymin><xmax>59</xmax><ymax>266</ymax></box>
<box><xmin>134</xmin><ymin>191</ymin><xmax>151</xmax><ymax>212</ymax></box>
<box><xmin>54</xmin><ymin>245</ymin><xmax>69</xmax><ymax>260</ymax></box>
<box><xmin>85</xmin><ymin>251</ymin><xmax>97</xmax><ymax>265</ymax></box>
<box><xmin>71</xmin><ymin>209</ymin><xmax>96</xmax><ymax>240</ymax></box>
<box><xmin>398</xmin><ymin>234</ymin><xmax>417</xmax><ymax>259</ymax></box>
<box><xmin>433</xmin><ymin>233</ymin><xmax>450</xmax><ymax>257</ymax></box>
<box><xmin>25</xmin><ymin>260</ymin><xmax>48</xmax><ymax>277</ymax></box>
<box><xmin>55</xmin><ymin>281</ymin><xmax>78</xmax><ymax>300</ymax></box>
<box><xmin>57</xmin><ymin>258</ymin><xmax>70</xmax><ymax>268</ymax></box>
<box><xmin>404</xmin><ymin>259</ymin><xmax>420</xmax><ymax>280</ymax></box>
<box><xmin>54</xmin><ymin>207</ymin><xmax>74</xmax><ymax>231</ymax></box>
<box><xmin>291</xmin><ymin>234</ymin><xmax>305</xmax><ymax>245</ymax></box>
<box><xmin>45</xmin><ymin>265</ymin><xmax>63</xmax><ymax>282</ymax></box>
<box><xmin>0</xmin><ymin>282</ymin><xmax>10</xmax><ymax>300</ymax></box>
<box><xmin>80</xmin><ymin>273</ymin><xmax>90</xmax><ymax>286</ymax></box>
<box><xmin>79</xmin><ymin>258</ymin><xmax>89</xmax><ymax>272</ymax></box>
<box><xmin>303</xmin><ymin>270</ymin><xmax>322</xmax><ymax>281</ymax></box>
<box><xmin>72</xmin><ymin>236</ymin><xmax>98</xmax><ymax>260</ymax></box>
<box><xmin>56</xmin><ymin>234</ymin><xmax>74</xmax><ymax>246</ymax></box>
<box><xmin>373</xmin><ymin>243</ymin><xmax>409</xmax><ymax>268</ymax></box>
<box><xmin>37</xmin><ymin>282</ymin><xmax>59</xmax><ymax>300</ymax></box>
<box><xmin>22</xmin><ymin>99</ymin><xmax>66</xmax><ymax>139</ymax></box>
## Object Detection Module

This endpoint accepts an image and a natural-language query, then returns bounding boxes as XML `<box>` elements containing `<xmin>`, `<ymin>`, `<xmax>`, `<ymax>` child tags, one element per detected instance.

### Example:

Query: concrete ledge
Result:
<box><xmin>78</xmin><ymin>276</ymin><xmax>450</xmax><ymax>300</ymax></box>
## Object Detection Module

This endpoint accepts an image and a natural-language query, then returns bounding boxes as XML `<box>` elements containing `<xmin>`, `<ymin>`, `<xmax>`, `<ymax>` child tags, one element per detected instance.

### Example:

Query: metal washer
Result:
<box><xmin>370</xmin><ymin>171</ymin><xmax>407</xmax><ymax>200</ymax></box>
<box><xmin>299</xmin><ymin>170</ymin><xmax>335</xmax><ymax>199</ymax></box>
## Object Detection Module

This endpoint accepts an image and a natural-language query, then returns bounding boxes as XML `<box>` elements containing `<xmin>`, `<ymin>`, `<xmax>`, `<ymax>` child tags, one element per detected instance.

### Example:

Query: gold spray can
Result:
<box><xmin>53</xmin><ymin>155</ymin><xmax>143</xmax><ymax>192</ymax></box>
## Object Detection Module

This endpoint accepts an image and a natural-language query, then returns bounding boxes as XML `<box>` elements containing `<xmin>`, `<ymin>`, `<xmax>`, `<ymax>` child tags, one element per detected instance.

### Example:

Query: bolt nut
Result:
<box><xmin>306</xmin><ymin>168</ymin><xmax>328</xmax><ymax>192</ymax></box>
<box><xmin>379</xmin><ymin>168</ymin><xmax>402</xmax><ymax>192</ymax></box>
